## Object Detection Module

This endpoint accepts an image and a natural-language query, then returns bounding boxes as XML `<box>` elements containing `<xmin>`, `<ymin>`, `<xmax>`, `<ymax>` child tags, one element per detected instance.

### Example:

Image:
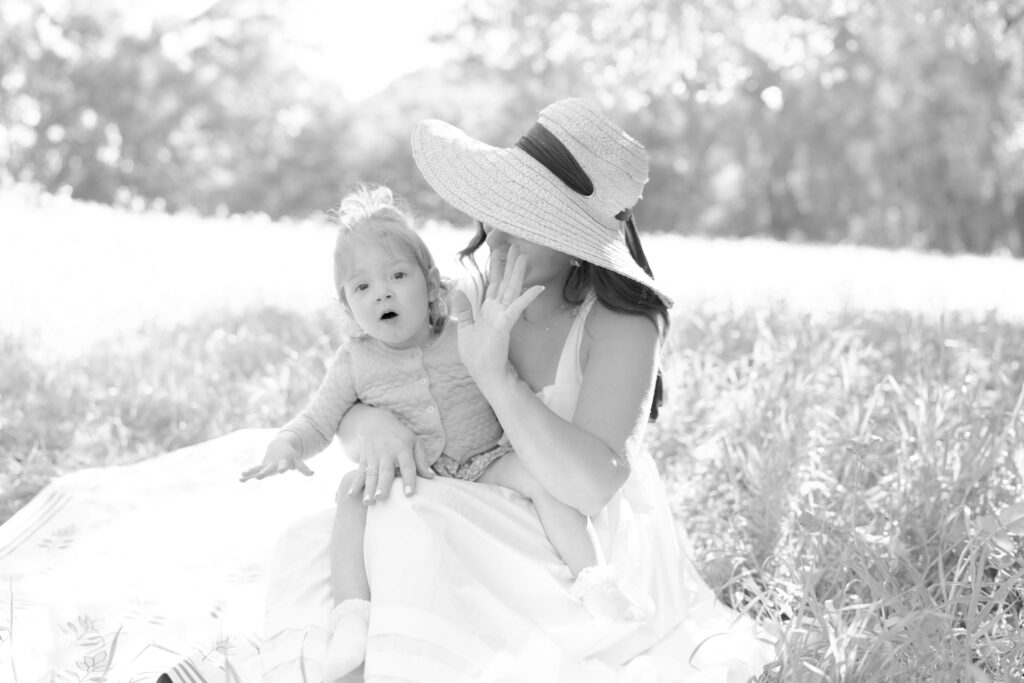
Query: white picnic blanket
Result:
<box><xmin>0</xmin><ymin>428</ymin><xmax>349</xmax><ymax>683</ymax></box>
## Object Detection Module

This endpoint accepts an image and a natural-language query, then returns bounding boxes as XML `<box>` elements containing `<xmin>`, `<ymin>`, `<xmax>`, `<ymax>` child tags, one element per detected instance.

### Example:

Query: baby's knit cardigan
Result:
<box><xmin>280</xmin><ymin>323</ymin><xmax>504</xmax><ymax>465</ymax></box>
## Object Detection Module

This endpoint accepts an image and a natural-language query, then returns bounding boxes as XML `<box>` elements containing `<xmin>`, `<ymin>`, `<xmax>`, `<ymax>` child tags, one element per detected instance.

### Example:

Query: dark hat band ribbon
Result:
<box><xmin>515</xmin><ymin>123</ymin><xmax>595</xmax><ymax>197</ymax></box>
<box><xmin>516</xmin><ymin>122</ymin><xmax>655</xmax><ymax>281</ymax></box>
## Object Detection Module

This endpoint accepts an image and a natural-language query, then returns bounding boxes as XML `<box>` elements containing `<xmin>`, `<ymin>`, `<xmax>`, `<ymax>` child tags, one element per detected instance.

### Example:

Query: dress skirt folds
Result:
<box><xmin>261</xmin><ymin>297</ymin><xmax>775</xmax><ymax>682</ymax></box>
<box><xmin>262</xmin><ymin>461</ymin><xmax>775</xmax><ymax>683</ymax></box>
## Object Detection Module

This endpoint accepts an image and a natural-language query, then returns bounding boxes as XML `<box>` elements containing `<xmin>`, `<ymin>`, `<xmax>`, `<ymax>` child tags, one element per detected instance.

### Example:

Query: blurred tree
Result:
<box><xmin>3</xmin><ymin>0</ymin><xmax>1023</xmax><ymax>255</ymax></box>
<box><xmin>0</xmin><ymin>0</ymin><xmax>357</xmax><ymax>218</ymax></box>
<box><xmin>433</xmin><ymin>0</ymin><xmax>1024</xmax><ymax>254</ymax></box>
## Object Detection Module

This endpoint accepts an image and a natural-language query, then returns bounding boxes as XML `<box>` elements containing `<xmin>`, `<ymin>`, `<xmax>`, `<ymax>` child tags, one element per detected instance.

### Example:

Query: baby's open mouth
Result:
<box><xmin>380</xmin><ymin>311</ymin><xmax>398</xmax><ymax>320</ymax></box>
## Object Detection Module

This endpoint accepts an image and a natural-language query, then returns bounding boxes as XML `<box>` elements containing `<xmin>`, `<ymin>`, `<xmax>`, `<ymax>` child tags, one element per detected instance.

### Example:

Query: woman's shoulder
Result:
<box><xmin>584</xmin><ymin>298</ymin><xmax>660</xmax><ymax>344</ymax></box>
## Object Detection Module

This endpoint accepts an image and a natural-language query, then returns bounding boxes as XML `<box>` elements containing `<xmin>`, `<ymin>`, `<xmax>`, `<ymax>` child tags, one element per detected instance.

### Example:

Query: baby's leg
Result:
<box><xmin>331</xmin><ymin>470</ymin><xmax>370</xmax><ymax>603</ymax></box>
<box><xmin>479</xmin><ymin>455</ymin><xmax>648</xmax><ymax>622</ymax></box>
<box><xmin>478</xmin><ymin>453</ymin><xmax>596</xmax><ymax>576</ymax></box>
<box><xmin>324</xmin><ymin>469</ymin><xmax>371</xmax><ymax>681</ymax></box>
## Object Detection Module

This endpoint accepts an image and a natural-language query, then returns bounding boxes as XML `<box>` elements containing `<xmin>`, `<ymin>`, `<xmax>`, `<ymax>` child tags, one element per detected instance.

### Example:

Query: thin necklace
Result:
<box><xmin>522</xmin><ymin>301</ymin><xmax>576</xmax><ymax>332</ymax></box>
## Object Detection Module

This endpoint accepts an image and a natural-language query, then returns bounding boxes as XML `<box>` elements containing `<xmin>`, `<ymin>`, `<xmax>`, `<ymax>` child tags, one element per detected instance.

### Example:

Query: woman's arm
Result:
<box><xmin>480</xmin><ymin>309</ymin><xmax>658</xmax><ymax>515</ymax></box>
<box><xmin>453</xmin><ymin>246</ymin><xmax>659</xmax><ymax>515</ymax></box>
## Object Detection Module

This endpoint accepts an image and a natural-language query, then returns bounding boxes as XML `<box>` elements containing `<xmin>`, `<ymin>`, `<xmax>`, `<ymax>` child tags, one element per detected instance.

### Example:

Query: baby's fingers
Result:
<box><xmin>413</xmin><ymin>439</ymin><xmax>435</xmax><ymax>479</ymax></box>
<box><xmin>239</xmin><ymin>463</ymin><xmax>276</xmax><ymax>482</ymax></box>
<box><xmin>293</xmin><ymin>459</ymin><xmax>314</xmax><ymax>477</ymax></box>
<box><xmin>239</xmin><ymin>465</ymin><xmax>263</xmax><ymax>482</ymax></box>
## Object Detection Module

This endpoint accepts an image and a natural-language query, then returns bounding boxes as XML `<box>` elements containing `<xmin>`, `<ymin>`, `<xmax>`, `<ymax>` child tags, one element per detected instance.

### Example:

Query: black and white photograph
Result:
<box><xmin>2</xmin><ymin>1</ymin><xmax>1023</xmax><ymax>681</ymax></box>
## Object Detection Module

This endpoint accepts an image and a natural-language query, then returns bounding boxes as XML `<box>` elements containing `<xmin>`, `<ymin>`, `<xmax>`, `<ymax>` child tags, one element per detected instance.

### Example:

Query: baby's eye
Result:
<box><xmin>354</xmin><ymin>283</ymin><xmax>369</xmax><ymax>292</ymax></box>
<box><xmin>393</xmin><ymin>271</ymin><xmax>406</xmax><ymax>280</ymax></box>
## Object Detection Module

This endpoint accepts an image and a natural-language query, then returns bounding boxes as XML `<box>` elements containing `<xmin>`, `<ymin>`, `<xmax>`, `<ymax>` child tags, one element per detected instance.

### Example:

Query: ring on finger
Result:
<box><xmin>364</xmin><ymin>465</ymin><xmax>379</xmax><ymax>472</ymax></box>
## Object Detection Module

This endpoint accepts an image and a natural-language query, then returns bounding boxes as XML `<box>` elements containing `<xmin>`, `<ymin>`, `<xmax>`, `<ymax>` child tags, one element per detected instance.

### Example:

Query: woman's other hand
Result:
<box><xmin>239</xmin><ymin>436</ymin><xmax>314</xmax><ymax>482</ymax></box>
<box><xmin>453</xmin><ymin>244</ymin><xmax>544</xmax><ymax>387</ymax></box>
<box><xmin>338</xmin><ymin>404</ymin><xmax>435</xmax><ymax>502</ymax></box>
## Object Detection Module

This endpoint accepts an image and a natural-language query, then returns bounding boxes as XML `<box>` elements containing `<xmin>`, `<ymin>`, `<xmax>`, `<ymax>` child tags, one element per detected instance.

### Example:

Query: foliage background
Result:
<box><xmin>3</xmin><ymin>0</ymin><xmax>1024</xmax><ymax>253</ymax></box>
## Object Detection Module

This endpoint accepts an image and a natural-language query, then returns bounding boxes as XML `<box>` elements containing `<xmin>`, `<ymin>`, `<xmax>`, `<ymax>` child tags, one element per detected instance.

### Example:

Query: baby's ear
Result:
<box><xmin>427</xmin><ymin>267</ymin><xmax>442</xmax><ymax>299</ymax></box>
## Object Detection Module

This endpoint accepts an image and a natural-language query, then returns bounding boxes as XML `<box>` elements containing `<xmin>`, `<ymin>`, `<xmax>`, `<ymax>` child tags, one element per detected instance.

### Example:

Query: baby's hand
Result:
<box><xmin>239</xmin><ymin>438</ymin><xmax>314</xmax><ymax>482</ymax></box>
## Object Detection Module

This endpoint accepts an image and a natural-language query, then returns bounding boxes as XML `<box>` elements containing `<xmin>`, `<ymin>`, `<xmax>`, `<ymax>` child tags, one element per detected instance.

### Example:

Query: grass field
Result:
<box><xmin>2</xmin><ymin>195</ymin><xmax>1024</xmax><ymax>680</ymax></box>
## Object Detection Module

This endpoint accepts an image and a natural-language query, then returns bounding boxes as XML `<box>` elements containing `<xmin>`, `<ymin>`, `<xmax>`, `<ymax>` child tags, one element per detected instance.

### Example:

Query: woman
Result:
<box><xmin>262</xmin><ymin>98</ymin><xmax>774</xmax><ymax>682</ymax></box>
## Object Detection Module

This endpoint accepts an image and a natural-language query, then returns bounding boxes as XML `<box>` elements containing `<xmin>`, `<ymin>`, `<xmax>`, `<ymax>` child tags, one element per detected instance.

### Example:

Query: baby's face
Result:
<box><xmin>341</xmin><ymin>239</ymin><xmax>433</xmax><ymax>349</ymax></box>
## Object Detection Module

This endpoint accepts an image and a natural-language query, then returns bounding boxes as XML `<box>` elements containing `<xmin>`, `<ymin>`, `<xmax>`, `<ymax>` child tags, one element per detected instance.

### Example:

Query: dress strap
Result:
<box><xmin>552</xmin><ymin>293</ymin><xmax>597</xmax><ymax>388</ymax></box>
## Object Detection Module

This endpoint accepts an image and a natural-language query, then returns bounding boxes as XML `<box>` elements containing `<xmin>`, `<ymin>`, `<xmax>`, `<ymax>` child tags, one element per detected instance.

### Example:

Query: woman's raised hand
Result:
<box><xmin>452</xmin><ymin>244</ymin><xmax>544</xmax><ymax>386</ymax></box>
<box><xmin>340</xmin><ymin>406</ymin><xmax>435</xmax><ymax>503</ymax></box>
<box><xmin>239</xmin><ymin>437</ymin><xmax>314</xmax><ymax>482</ymax></box>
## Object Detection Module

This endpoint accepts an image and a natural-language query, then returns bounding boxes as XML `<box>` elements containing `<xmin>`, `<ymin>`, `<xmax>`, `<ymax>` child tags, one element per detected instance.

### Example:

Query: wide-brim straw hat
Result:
<box><xmin>411</xmin><ymin>98</ymin><xmax>672</xmax><ymax>307</ymax></box>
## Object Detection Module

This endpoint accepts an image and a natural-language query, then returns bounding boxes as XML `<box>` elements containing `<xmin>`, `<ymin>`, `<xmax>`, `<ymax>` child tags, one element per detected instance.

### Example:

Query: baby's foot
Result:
<box><xmin>570</xmin><ymin>565</ymin><xmax>650</xmax><ymax>622</ymax></box>
<box><xmin>323</xmin><ymin>598</ymin><xmax>371</xmax><ymax>681</ymax></box>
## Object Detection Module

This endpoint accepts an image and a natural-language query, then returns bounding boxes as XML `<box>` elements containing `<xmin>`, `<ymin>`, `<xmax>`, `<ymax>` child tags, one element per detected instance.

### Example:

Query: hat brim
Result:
<box><xmin>411</xmin><ymin>119</ymin><xmax>673</xmax><ymax>307</ymax></box>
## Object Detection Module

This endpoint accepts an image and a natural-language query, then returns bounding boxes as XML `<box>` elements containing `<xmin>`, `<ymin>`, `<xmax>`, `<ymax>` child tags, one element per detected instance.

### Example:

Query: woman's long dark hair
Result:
<box><xmin>459</xmin><ymin>222</ymin><xmax>668</xmax><ymax>421</ymax></box>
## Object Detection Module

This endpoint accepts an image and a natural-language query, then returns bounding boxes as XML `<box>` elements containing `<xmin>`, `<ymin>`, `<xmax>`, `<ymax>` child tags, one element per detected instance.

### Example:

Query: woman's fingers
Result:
<box><xmin>486</xmin><ymin>248</ymin><xmax>504</xmax><ymax>301</ymax></box>
<box><xmin>502</xmin><ymin>247</ymin><xmax>527</xmax><ymax>306</ymax></box>
<box><xmin>375</xmin><ymin>464</ymin><xmax>396</xmax><ymax>501</ymax></box>
<box><xmin>505</xmin><ymin>285</ymin><xmax>546</xmax><ymax>322</ymax></box>
<box><xmin>396</xmin><ymin>447</ymin><xmax>419</xmax><ymax>496</ymax></box>
<box><xmin>452</xmin><ymin>289</ymin><xmax>474</xmax><ymax>327</ymax></box>
<box><xmin>362</xmin><ymin>466</ymin><xmax>380</xmax><ymax>504</ymax></box>
<box><xmin>494</xmin><ymin>244</ymin><xmax>520</xmax><ymax>304</ymax></box>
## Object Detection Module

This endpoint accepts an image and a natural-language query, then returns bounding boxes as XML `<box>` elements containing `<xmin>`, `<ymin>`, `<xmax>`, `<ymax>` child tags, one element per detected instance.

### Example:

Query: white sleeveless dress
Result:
<box><xmin>261</xmin><ymin>295</ymin><xmax>775</xmax><ymax>682</ymax></box>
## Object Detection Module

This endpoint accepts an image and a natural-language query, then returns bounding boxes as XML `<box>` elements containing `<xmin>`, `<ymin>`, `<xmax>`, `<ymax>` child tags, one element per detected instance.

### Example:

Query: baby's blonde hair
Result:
<box><xmin>331</xmin><ymin>185</ymin><xmax>449</xmax><ymax>333</ymax></box>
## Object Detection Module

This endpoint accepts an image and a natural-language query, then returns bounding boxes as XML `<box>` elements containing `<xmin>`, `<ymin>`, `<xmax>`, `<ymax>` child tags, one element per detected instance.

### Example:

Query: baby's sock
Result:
<box><xmin>322</xmin><ymin>598</ymin><xmax>371</xmax><ymax>681</ymax></box>
<box><xmin>570</xmin><ymin>565</ymin><xmax>650</xmax><ymax>622</ymax></box>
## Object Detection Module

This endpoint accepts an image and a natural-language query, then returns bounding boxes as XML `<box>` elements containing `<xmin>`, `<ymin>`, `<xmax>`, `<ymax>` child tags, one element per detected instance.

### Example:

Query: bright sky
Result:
<box><xmin>284</xmin><ymin>0</ymin><xmax>465</xmax><ymax>100</ymax></box>
<box><xmin>130</xmin><ymin>0</ymin><xmax>465</xmax><ymax>101</ymax></box>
